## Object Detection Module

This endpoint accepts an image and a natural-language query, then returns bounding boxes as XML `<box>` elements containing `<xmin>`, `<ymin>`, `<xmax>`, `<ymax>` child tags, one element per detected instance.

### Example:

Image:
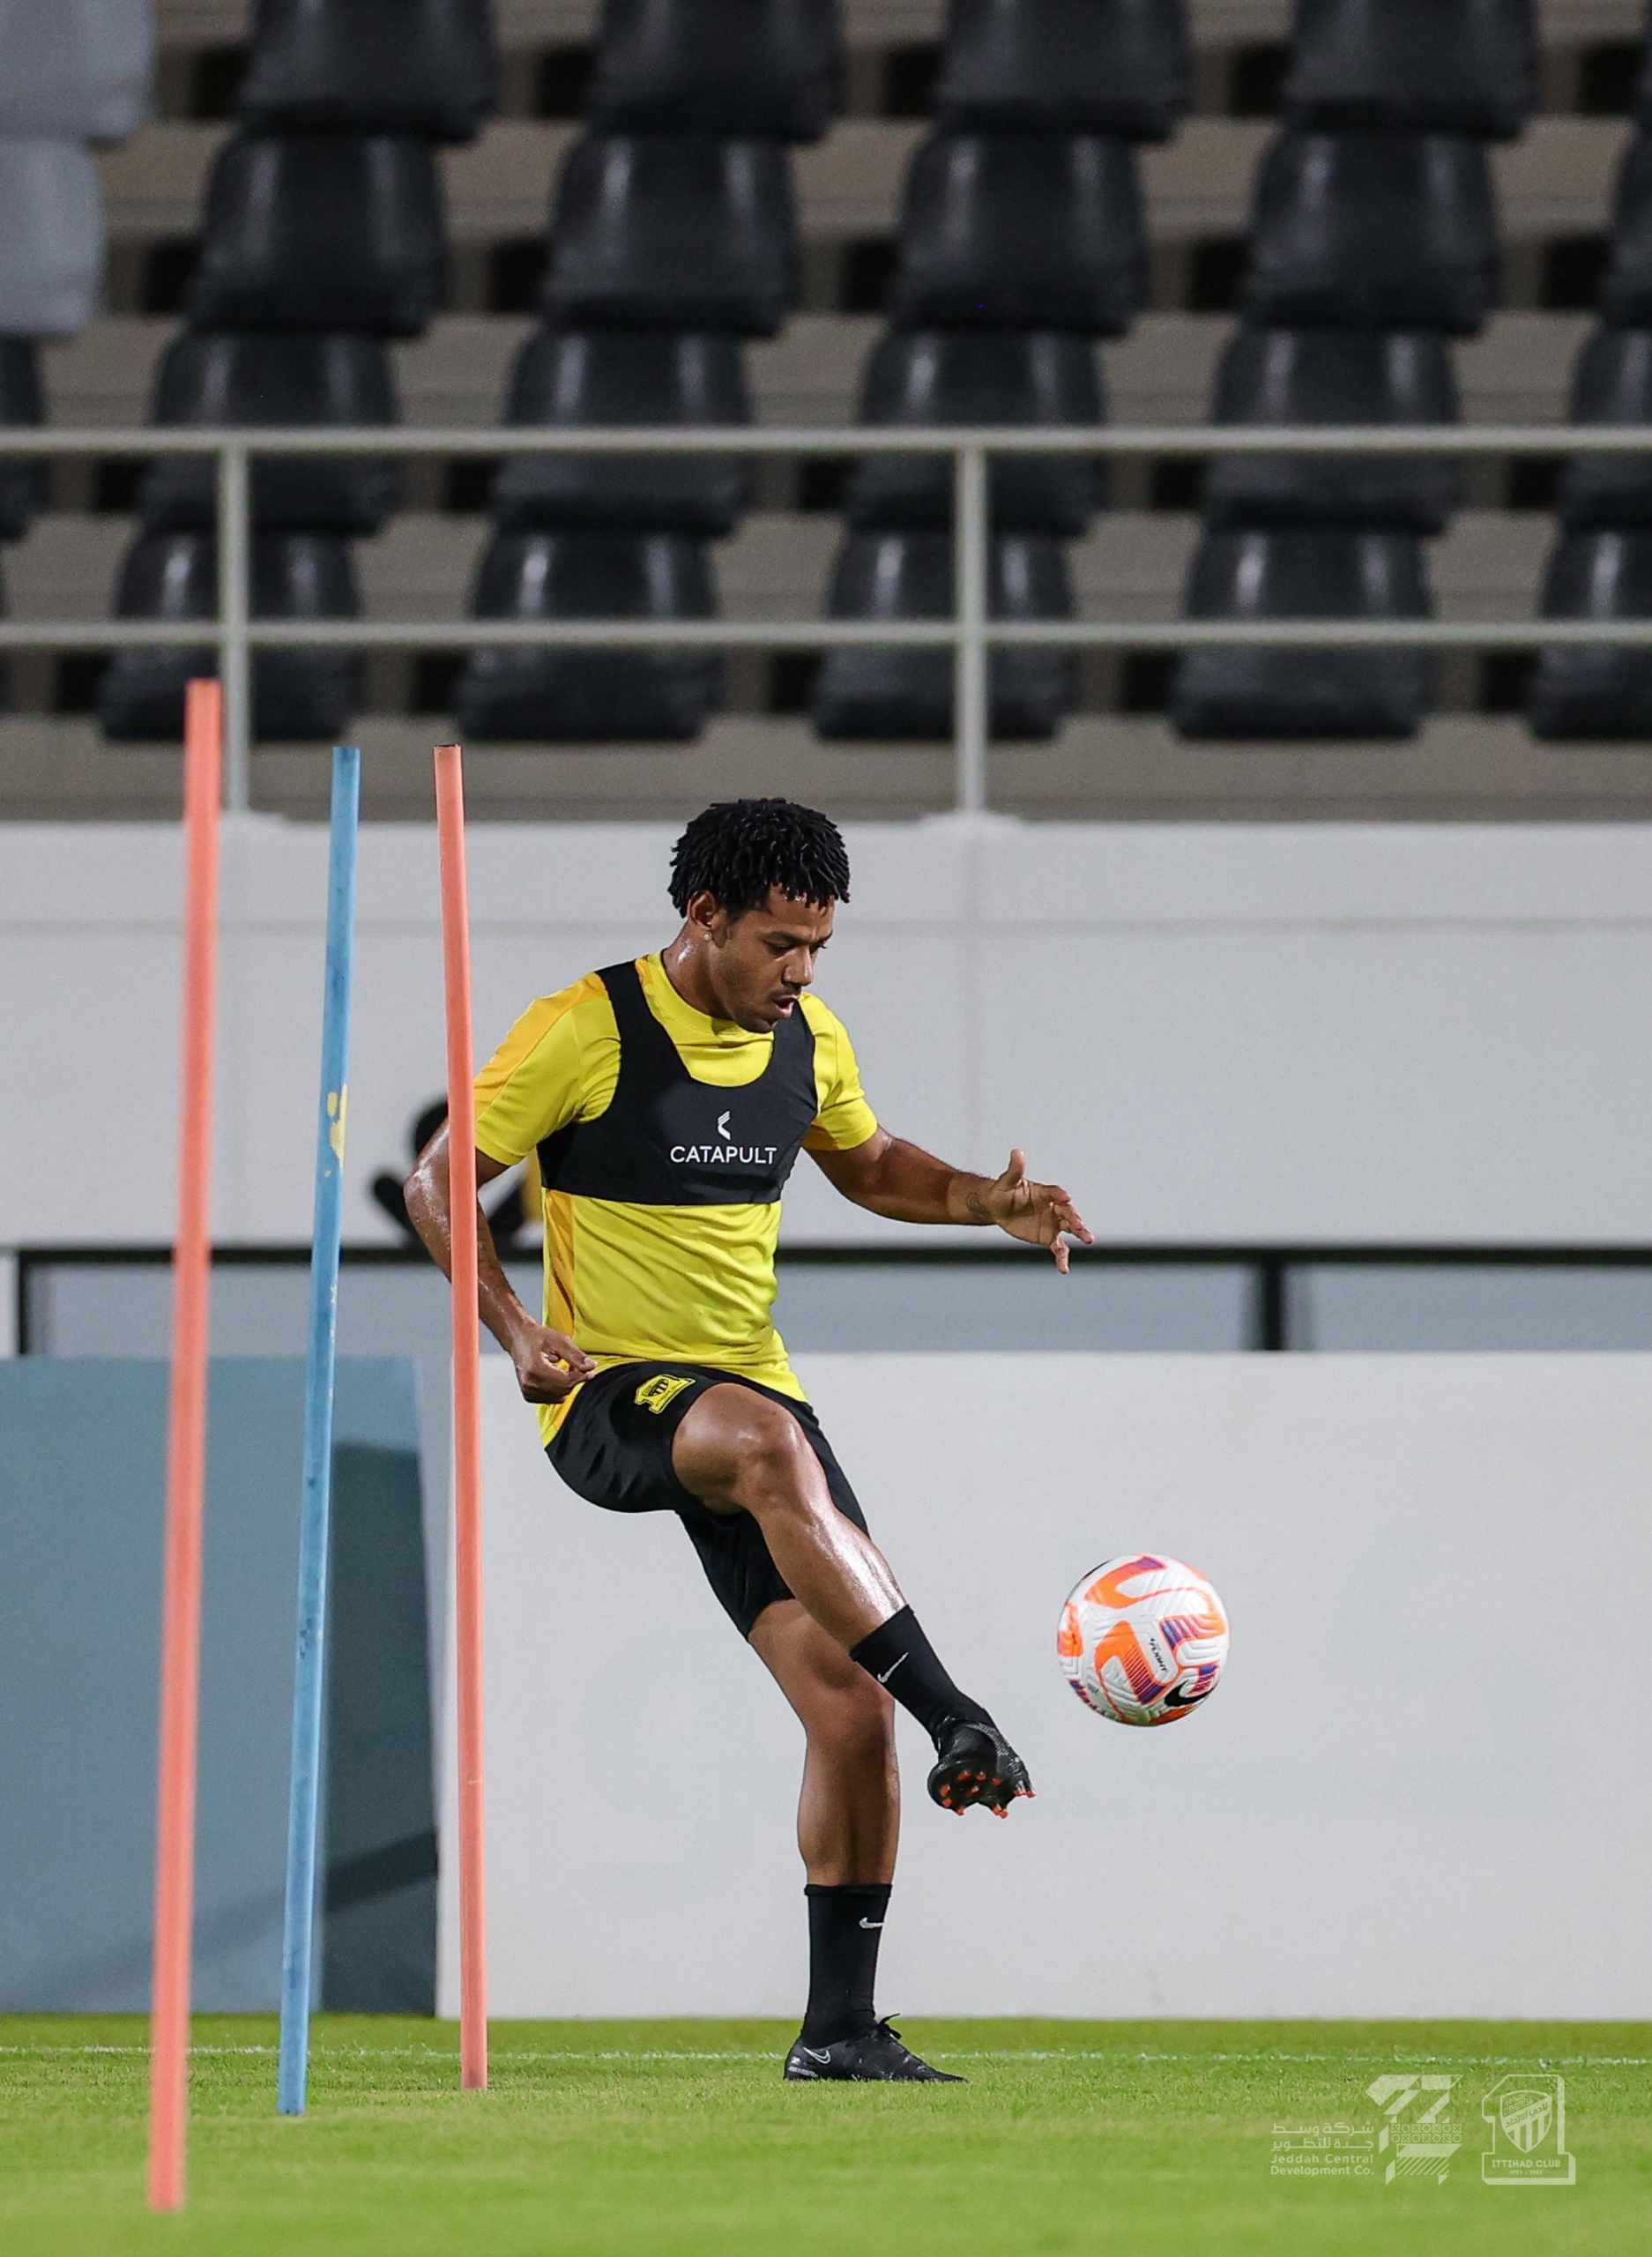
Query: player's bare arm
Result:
<box><xmin>403</xmin><ymin>1125</ymin><xmax>594</xmax><ymax>1402</ymax></box>
<box><xmin>811</xmin><ymin>1131</ymin><xmax>1095</xmax><ymax>1273</ymax></box>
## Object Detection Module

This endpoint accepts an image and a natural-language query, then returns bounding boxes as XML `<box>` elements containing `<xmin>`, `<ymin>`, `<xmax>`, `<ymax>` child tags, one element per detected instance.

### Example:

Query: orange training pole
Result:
<box><xmin>147</xmin><ymin>679</ymin><xmax>223</xmax><ymax>2211</ymax></box>
<box><xmin>435</xmin><ymin>742</ymin><xmax>488</xmax><ymax>2091</ymax></box>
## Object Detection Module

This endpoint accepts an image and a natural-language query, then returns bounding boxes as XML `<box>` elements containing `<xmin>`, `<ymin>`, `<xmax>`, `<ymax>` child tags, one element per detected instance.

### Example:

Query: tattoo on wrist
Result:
<box><xmin>964</xmin><ymin>1189</ymin><xmax>991</xmax><ymax>1224</ymax></box>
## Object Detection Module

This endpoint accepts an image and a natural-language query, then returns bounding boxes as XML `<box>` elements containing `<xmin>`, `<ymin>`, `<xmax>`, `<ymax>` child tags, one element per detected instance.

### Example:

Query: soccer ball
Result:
<box><xmin>1057</xmin><ymin>1553</ymin><xmax>1229</xmax><ymax>1726</ymax></box>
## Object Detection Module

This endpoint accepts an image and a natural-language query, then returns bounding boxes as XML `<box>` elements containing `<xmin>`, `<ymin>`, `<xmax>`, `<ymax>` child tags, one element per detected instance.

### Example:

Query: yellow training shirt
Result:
<box><xmin>473</xmin><ymin>953</ymin><xmax>878</xmax><ymax>1442</ymax></box>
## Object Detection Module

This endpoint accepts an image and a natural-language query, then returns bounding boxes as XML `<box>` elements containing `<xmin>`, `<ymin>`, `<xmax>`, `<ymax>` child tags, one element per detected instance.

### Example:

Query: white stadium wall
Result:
<box><xmin>4</xmin><ymin>816</ymin><xmax>1652</xmax><ymax>1251</ymax></box>
<box><xmin>438</xmin><ymin>1353</ymin><xmax>1652</xmax><ymax>2022</ymax></box>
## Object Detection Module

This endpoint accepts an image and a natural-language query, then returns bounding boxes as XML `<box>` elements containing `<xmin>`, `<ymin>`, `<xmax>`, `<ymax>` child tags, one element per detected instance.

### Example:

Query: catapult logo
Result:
<box><xmin>670</xmin><ymin>1108</ymin><xmax>778</xmax><ymax>1168</ymax></box>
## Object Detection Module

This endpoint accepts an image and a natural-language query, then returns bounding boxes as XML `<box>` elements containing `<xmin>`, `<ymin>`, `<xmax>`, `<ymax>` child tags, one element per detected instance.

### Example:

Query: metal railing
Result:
<box><xmin>2</xmin><ymin>421</ymin><xmax>1649</xmax><ymax>812</ymax></box>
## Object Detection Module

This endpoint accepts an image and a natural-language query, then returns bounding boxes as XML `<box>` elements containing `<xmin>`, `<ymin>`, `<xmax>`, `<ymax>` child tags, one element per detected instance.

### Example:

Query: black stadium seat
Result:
<box><xmin>239</xmin><ymin>0</ymin><xmax>500</xmax><ymax>142</ymax></box>
<box><xmin>813</xmin><ymin>531</ymin><xmax>1077</xmax><ymax>741</ymax></box>
<box><xmin>1559</xmin><ymin>329</ymin><xmax>1652</xmax><ymax>528</ymax></box>
<box><xmin>846</xmin><ymin>331</ymin><xmax>1106</xmax><ymax>534</ymax></box>
<box><xmin>1173</xmin><ymin>528</ymin><xmax>1434</xmax><ymax>738</ymax></box>
<box><xmin>492</xmin><ymin>329</ymin><xmax>753</xmax><ymax>536</ymax></box>
<box><xmin>138</xmin><ymin>332</ymin><xmax>400</xmax><ymax>534</ymax></box>
<box><xmin>0</xmin><ymin>338</ymin><xmax>48</xmax><ymax>542</ymax></box>
<box><xmin>890</xmin><ymin>134</ymin><xmax>1149</xmax><ymax>336</ymax></box>
<box><xmin>455</xmin><ymin>532</ymin><xmax>722</xmax><ymax>741</ymax></box>
<box><xmin>1284</xmin><ymin>0</ymin><xmax>1537</xmax><ymax>140</ymax></box>
<box><xmin>546</xmin><ymin>136</ymin><xmax>799</xmax><ymax>336</ymax></box>
<box><xmin>188</xmin><ymin>133</ymin><xmax>449</xmax><ymax>337</ymax></box>
<box><xmin>590</xmin><ymin>0</ymin><xmax>844</xmax><ymax>142</ymax></box>
<box><xmin>1204</xmin><ymin>328</ymin><xmax>1461</xmax><ymax>532</ymax></box>
<box><xmin>1600</xmin><ymin>136</ymin><xmax>1652</xmax><ymax>327</ymax></box>
<box><xmin>99</xmin><ymin>531</ymin><xmax>362</xmax><ymax>741</ymax></box>
<box><xmin>934</xmin><ymin>0</ymin><xmax>1192</xmax><ymax>142</ymax></box>
<box><xmin>1529</xmin><ymin>531</ymin><xmax>1652</xmax><ymax>740</ymax></box>
<box><xmin>1245</xmin><ymin>131</ymin><xmax>1499</xmax><ymax>333</ymax></box>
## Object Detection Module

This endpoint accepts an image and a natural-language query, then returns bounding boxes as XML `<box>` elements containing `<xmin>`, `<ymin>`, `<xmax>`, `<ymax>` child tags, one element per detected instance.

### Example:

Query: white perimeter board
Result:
<box><xmin>439</xmin><ymin>1354</ymin><xmax>1652</xmax><ymax>2019</ymax></box>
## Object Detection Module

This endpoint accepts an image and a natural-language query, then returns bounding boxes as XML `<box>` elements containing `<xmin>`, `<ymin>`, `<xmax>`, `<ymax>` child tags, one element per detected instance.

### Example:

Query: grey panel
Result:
<box><xmin>1295</xmin><ymin>1264</ymin><xmax>1652</xmax><ymax>1351</ymax></box>
<box><xmin>0</xmin><ymin>1357</ymin><xmax>428</xmax><ymax>2012</ymax></box>
<box><xmin>25</xmin><ymin>1255</ymin><xmax>1254</xmax><ymax>1360</ymax></box>
<box><xmin>324</xmin><ymin>1434</ymin><xmax>435</xmax><ymax>2013</ymax></box>
<box><xmin>22</xmin><ymin>1256</ymin><xmax>537</xmax><ymax>1363</ymax></box>
<box><xmin>37</xmin><ymin>1251</ymin><xmax>1652</xmax><ymax>1363</ymax></box>
<box><xmin>772</xmin><ymin>1260</ymin><xmax>1254</xmax><ymax>1352</ymax></box>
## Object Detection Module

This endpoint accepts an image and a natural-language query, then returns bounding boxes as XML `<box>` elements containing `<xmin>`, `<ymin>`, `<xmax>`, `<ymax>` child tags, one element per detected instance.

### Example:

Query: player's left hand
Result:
<box><xmin>979</xmin><ymin>1148</ymin><xmax>1095</xmax><ymax>1274</ymax></box>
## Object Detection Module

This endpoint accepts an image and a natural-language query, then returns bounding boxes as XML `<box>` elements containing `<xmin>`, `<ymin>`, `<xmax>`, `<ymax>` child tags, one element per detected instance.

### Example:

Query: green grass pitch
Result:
<box><xmin>3</xmin><ymin>2017</ymin><xmax>1647</xmax><ymax>2256</ymax></box>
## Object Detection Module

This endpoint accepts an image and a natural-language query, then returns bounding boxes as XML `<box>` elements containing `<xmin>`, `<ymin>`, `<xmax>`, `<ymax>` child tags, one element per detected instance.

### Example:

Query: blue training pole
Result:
<box><xmin>278</xmin><ymin>745</ymin><xmax>361</xmax><ymax>2114</ymax></box>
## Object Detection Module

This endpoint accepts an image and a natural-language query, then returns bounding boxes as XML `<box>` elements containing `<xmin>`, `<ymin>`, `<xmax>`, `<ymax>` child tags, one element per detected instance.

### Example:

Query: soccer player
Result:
<box><xmin>406</xmin><ymin>799</ymin><xmax>1090</xmax><ymax>2082</ymax></box>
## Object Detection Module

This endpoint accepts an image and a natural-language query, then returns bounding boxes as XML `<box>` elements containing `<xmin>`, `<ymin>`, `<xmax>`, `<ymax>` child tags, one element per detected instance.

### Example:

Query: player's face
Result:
<box><xmin>701</xmin><ymin>889</ymin><xmax>836</xmax><ymax>1031</ymax></box>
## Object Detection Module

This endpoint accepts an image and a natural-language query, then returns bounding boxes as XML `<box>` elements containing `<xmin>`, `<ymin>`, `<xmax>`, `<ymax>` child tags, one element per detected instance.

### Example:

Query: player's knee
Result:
<box><xmin>808</xmin><ymin>1667</ymin><xmax>896</xmax><ymax>1765</ymax></box>
<box><xmin>804</xmin><ymin>1640</ymin><xmax>895</xmax><ymax>1737</ymax></box>
<box><xmin>676</xmin><ymin>1386</ymin><xmax>815</xmax><ymax>1513</ymax></box>
<box><xmin>727</xmin><ymin>1402</ymin><xmax>816</xmax><ymax>1516</ymax></box>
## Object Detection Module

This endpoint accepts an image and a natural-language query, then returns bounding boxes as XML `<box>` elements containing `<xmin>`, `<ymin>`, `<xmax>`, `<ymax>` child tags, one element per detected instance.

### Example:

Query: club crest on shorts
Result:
<box><xmin>635</xmin><ymin>1374</ymin><xmax>694</xmax><ymax>1416</ymax></box>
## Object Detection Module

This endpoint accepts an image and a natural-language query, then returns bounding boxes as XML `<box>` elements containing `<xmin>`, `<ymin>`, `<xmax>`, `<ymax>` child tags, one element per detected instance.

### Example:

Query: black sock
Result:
<box><xmin>800</xmin><ymin>1883</ymin><xmax>890</xmax><ymax>2045</ymax></box>
<box><xmin>849</xmin><ymin>1603</ymin><xmax>992</xmax><ymax>1749</ymax></box>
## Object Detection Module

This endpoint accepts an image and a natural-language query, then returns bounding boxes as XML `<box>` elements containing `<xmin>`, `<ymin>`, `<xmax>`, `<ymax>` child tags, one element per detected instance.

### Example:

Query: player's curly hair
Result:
<box><xmin>668</xmin><ymin>798</ymin><xmax>851</xmax><ymax>916</ymax></box>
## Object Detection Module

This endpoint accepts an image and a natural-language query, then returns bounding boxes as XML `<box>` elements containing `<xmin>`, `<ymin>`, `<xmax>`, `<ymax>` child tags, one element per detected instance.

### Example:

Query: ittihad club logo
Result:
<box><xmin>1480</xmin><ymin>2073</ymin><xmax>1576</xmax><ymax>2186</ymax></box>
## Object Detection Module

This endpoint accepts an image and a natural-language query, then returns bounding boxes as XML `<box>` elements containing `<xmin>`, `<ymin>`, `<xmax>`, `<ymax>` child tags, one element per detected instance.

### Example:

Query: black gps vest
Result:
<box><xmin>536</xmin><ymin>958</ymin><xmax>819</xmax><ymax>1206</ymax></box>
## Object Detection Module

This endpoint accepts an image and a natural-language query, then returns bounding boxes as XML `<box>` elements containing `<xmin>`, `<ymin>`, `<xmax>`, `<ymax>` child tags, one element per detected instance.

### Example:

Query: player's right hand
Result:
<box><xmin>510</xmin><ymin>1324</ymin><xmax>597</xmax><ymax>1403</ymax></box>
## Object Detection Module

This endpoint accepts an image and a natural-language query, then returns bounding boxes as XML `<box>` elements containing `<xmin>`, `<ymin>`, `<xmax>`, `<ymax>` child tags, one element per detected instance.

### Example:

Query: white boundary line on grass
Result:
<box><xmin>3</xmin><ymin>2045</ymin><xmax>1648</xmax><ymax>2067</ymax></box>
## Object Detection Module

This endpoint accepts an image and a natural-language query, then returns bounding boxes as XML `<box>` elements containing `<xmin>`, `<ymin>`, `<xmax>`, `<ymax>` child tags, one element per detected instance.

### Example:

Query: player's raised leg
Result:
<box><xmin>673</xmin><ymin>1384</ymin><xmax>1033</xmax><ymax>1819</ymax></box>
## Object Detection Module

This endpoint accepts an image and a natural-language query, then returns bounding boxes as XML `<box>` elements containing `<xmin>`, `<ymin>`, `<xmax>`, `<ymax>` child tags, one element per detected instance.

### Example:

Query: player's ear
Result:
<box><xmin>684</xmin><ymin>889</ymin><xmax>723</xmax><ymax>938</ymax></box>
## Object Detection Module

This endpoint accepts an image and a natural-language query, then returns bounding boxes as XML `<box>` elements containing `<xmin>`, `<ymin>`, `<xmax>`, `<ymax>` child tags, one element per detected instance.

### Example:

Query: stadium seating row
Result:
<box><xmin>0</xmin><ymin>1</ymin><xmax>153</xmax><ymax>714</ymax></box>
<box><xmin>78</xmin><ymin>113</ymin><xmax>1652</xmax><ymax>345</ymax></box>
<box><xmin>1175</xmin><ymin>0</ymin><xmax>1652</xmax><ymax>740</ymax></box>
<box><xmin>63</xmin><ymin>511</ymin><xmax>1652</xmax><ymax>744</ymax></box>
<box><xmin>455</xmin><ymin>6</ymin><xmax>841</xmax><ymax>743</ymax></box>
<box><xmin>98</xmin><ymin>2</ymin><xmax>502</xmax><ymax>738</ymax></box>
<box><xmin>8</xmin><ymin>0</ymin><xmax>1652</xmax><ymax>767</ymax></box>
<box><xmin>86</xmin><ymin>103</ymin><xmax>1652</xmax><ymax>736</ymax></box>
<box><xmin>0</xmin><ymin>507</ymin><xmax>1582</xmax><ymax>627</ymax></box>
<box><xmin>1163</xmin><ymin>1</ymin><xmax>1652</xmax><ymax>737</ymax></box>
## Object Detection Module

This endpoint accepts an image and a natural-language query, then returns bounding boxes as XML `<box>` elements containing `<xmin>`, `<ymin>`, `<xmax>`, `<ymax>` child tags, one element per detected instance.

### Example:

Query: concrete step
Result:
<box><xmin>8</xmin><ymin>711</ymin><xmax>1652</xmax><ymax>824</ymax></box>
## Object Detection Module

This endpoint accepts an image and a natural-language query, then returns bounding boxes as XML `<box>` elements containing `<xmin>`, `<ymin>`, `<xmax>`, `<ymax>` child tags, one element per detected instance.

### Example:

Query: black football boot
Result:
<box><xmin>926</xmin><ymin>1718</ymin><xmax>1034</xmax><ymax>1818</ymax></box>
<box><xmin>784</xmin><ymin>2017</ymin><xmax>964</xmax><ymax>2083</ymax></box>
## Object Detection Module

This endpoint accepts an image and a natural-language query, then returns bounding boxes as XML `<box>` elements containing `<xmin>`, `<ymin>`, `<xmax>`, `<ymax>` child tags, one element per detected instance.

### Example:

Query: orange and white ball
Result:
<box><xmin>1057</xmin><ymin>1553</ymin><xmax>1229</xmax><ymax>1725</ymax></box>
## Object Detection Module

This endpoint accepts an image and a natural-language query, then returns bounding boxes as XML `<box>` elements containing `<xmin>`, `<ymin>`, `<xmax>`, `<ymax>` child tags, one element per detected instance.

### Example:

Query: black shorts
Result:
<box><xmin>546</xmin><ymin>1360</ymin><xmax>868</xmax><ymax>1640</ymax></box>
